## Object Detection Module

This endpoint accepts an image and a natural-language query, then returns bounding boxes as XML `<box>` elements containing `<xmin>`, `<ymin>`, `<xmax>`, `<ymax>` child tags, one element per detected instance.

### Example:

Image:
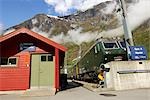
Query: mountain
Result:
<box><xmin>4</xmin><ymin>1</ymin><xmax>117</xmax><ymax>35</ymax></box>
<box><xmin>4</xmin><ymin>14</ymin><xmax>72</xmax><ymax>37</ymax></box>
<box><xmin>3</xmin><ymin>0</ymin><xmax>150</xmax><ymax>64</ymax></box>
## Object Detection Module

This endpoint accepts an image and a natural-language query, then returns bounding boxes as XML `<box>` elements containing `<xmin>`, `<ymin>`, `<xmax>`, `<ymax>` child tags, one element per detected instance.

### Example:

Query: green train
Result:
<box><xmin>71</xmin><ymin>38</ymin><xmax>128</xmax><ymax>83</ymax></box>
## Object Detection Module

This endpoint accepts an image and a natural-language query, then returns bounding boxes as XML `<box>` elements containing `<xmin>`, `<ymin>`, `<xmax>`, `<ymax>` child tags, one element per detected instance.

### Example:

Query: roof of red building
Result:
<box><xmin>0</xmin><ymin>27</ymin><xmax>67</xmax><ymax>52</ymax></box>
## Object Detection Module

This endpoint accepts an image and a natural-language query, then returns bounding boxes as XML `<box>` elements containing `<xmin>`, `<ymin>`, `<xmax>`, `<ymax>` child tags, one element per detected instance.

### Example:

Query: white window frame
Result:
<box><xmin>0</xmin><ymin>57</ymin><xmax>18</xmax><ymax>67</ymax></box>
<box><xmin>118</xmin><ymin>41</ymin><xmax>126</xmax><ymax>49</ymax></box>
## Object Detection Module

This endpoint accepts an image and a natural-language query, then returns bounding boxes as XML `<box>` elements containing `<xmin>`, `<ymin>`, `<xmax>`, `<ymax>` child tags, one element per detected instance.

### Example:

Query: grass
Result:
<box><xmin>50</xmin><ymin>21</ymin><xmax>71</xmax><ymax>36</ymax></box>
<box><xmin>64</xmin><ymin>41</ymin><xmax>94</xmax><ymax>65</ymax></box>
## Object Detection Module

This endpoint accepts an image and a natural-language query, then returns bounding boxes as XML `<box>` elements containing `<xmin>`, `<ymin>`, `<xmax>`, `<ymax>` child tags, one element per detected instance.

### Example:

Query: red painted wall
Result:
<box><xmin>0</xmin><ymin>52</ymin><xmax>30</xmax><ymax>91</ymax></box>
<box><xmin>0</xmin><ymin>48</ymin><xmax>50</xmax><ymax>91</ymax></box>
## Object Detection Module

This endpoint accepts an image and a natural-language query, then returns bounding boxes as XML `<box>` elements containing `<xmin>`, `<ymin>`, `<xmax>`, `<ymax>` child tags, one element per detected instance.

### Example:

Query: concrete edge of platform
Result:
<box><xmin>22</xmin><ymin>88</ymin><xmax>56</xmax><ymax>97</ymax></box>
<box><xmin>0</xmin><ymin>88</ymin><xmax>56</xmax><ymax>96</ymax></box>
<box><xmin>72</xmin><ymin>80</ymin><xmax>113</xmax><ymax>92</ymax></box>
<box><xmin>0</xmin><ymin>90</ymin><xmax>26</xmax><ymax>95</ymax></box>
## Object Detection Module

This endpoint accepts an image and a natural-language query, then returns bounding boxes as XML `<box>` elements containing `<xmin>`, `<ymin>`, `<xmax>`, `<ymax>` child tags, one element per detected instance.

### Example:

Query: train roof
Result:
<box><xmin>96</xmin><ymin>37</ymin><xmax>124</xmax><ymax>42</ymax></box>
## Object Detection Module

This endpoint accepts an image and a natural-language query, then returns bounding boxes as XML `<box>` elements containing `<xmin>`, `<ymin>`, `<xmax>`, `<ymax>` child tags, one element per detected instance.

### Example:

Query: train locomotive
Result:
<box><xmin>71</xmin><ymin>38</ymin><xmax>128</xmax><ymax>83</ymax></box>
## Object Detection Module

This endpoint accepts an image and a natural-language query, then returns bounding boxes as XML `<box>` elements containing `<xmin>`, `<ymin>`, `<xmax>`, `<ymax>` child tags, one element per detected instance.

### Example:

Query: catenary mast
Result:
<box><xmin>119</xmin><ymin>0</ymin><xmax>134</xmax><ymax>59</ymax></box>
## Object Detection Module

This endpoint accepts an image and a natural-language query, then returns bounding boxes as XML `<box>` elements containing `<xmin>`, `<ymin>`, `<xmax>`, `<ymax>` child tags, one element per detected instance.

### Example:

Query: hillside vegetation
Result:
<box><xmin>133</xmin><ymin>20</ymin><xmax>150</xmax><ymax>59</ymax></box>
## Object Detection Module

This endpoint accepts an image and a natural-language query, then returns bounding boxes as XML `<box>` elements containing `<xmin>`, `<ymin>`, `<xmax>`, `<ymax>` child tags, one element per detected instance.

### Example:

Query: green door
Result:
<box><xmin>31</xmin><ymin>54</ymin><xmax>55</xmax><ymax>88</ymax></box>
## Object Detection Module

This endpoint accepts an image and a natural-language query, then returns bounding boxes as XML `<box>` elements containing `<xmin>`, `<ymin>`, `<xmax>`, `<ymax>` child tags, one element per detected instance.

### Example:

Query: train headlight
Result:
<box><xmin>105</xmin><ymin>51</ymin><xmax>109</xmax><ymax>54</ymax></box>
<box><xmin>105</xmin><ymin>51</ymin><xmax>111</xmax><ymax>54</ymax></box>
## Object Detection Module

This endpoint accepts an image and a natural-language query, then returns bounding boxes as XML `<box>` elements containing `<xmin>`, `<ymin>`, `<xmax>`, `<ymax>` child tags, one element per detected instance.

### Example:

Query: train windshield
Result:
<box><xmin>119</xmin><ymin>41</ymin><xmax>126</xmax><ymax>48</ymax></box>
<box><xmin>103</xmin><ymin>42</ymin><xmax>119</xmax><ymax>49</ymax></box>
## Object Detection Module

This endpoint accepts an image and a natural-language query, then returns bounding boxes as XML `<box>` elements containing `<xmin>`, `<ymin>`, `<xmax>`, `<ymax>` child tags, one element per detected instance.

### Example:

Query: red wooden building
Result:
<box><xmin>0</xmin><ymin>28</ymin><xmax>67</xmax><ymax>91</ymax></box>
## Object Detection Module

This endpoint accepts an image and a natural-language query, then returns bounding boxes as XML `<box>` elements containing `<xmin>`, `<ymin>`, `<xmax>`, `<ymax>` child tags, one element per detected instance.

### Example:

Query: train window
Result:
<box><xmin>103</xmin><ymin>42</ymin><xmax>119</xmax><ymax>49</ymax></box>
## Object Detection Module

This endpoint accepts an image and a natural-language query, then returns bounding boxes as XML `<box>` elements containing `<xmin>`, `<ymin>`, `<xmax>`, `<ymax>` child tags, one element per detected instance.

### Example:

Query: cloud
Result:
<box><xmin>76</xmin><ymin>0</ymin><xmax>112</xmax><ymax>11</ymax></box>
<box><xmin>51</xmin><ymin>27</ymin><xmax>125</xmax><ymax>45</ymax></box>
<box><xmin>102</xmin><ymin>0</ymin><xmax>150</xmax><ymax>30</ymax></box>
<box><xmin>44</xmin><ymin>0</ymin><xmax>112</xmax><ymax>15</ymax></box>
<box><xmin>31</xmin><ymin>27</ymin><xmax>49</xmax><ymax>37</ymax></box>
<box><xmin>99</xmin><ymin>26</ymin><xmax>124</xmax><ymax>38</ymax></box>
<box><xmin>127</xmin><ymin>0</ymin><xmax>150</xmax><ymax>30</ymax></box>
<box><xmin>51</xmin><ymin>28</ymin><xmax>98</xmax><ymax>45</ymax></box>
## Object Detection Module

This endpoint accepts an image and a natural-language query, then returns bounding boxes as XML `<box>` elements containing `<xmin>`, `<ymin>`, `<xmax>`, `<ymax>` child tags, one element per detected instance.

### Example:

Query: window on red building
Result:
<box><xmin>0</xmin><ymin>57</ymin><xmax>18</xmax><ymax>67</ymax></box>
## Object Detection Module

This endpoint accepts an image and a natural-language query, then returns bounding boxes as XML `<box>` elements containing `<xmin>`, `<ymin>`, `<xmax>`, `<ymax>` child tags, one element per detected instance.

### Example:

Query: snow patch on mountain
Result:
<box><xmin>31</xmin><ymin>18</ymin><xmax>38</xmax><ymax>25</ymax></box>
<box><xmin>47</xmin><ymin>14</ymin><xmax>64</xmax><ymax>20</ymax></box>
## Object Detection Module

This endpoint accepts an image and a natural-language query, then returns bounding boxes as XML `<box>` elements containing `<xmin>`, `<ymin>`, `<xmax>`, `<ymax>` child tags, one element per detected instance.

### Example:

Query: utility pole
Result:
<box><xmin>119</xmin><ymin>0</ymin><xmax>134</xmax><ymax>46</ymax></box>
<box><xmin>118</xmin><ymin>0</ymin><xmax>134</xmax><ymax>60</ymax></box>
